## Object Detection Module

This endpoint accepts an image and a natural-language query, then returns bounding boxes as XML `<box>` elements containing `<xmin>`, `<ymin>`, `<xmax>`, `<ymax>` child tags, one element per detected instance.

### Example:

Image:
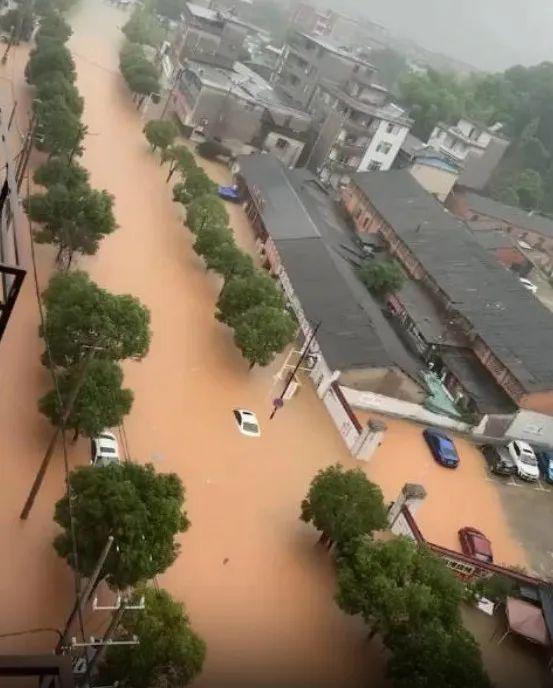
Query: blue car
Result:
<box><xmin>535</xmin><ymin>450</ymin><xmax>553</xmax><ymax>483</ymax></box>
<box><xmin>423</xmin><ymin>428</ymin><xmax>460</xmax><ymax>468</ymax></box>
<box><xmin>218</xmin><ymin>185</ymin><xmax>242</xmax><ymax>203</ymax></box>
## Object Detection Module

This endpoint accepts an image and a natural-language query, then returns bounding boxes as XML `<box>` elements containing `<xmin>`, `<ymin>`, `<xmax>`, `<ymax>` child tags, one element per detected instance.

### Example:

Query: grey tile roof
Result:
<box><xmin>352</xmin><ymin>170</ymin><xmax>553</xmax><ymax>392</ymax></box>
<box><xmin>236</xmin><ymin>154</ymin><xmax>425</xmax><ymax>377</ymax></box>
<box><xmin>463</xmin><ymin>191</ymin><xmax>553</xmax><ymax>239</ymax></box>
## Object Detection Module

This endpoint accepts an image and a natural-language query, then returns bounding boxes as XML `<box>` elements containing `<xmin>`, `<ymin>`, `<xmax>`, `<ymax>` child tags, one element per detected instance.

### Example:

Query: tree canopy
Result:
<box><xmin>35</xmin><ymin>71</ymin><xmax>84</xmax><ymax>116</ymax></box>
<box><xmin>358</xmin><ymin>259</ymin><xmax>404</xmax><ymax>296</ymax></box>
<box><xmin>173</xmin><ymin>169</ymin><xmax>218</xmax><ymax>204</ymax></box>
<box><xmin>205</xmin><ymin>241</ymin><xmax>254</xmax><ymax>281</ymax></box>
<box><xmin>53</xmin><ymin>463</ymin><xmax>189</xmax><ymax>589</ymax></box>
<box><xmin>186</xmin><ymin>193</ymin><xmax>228</xmax><ymax>233</ymax></box>
<box><xmin>216</xmin><ymin>271</ymin><xmax>284</xmax><ymax>327</ymax></box>
<box><xmin>193</xmin><ymin>223</ymin><xmax>234</xmax><ymax>265</ymax></box>
<box><xmin>336</xmin><ymin>536</ymin><xmax>464</xmax><ymax>637</ymax></box>
<box><xmin>33</xmin><ymin>158</ymin><xmax>89</xmax><ymax>189</ymax></box>
<box><xmin>35</xmin><ymin>10</ymin><xmax>72</xmax><ymax>44</ymax></box>
<box><xmin>119</xmin><ymin>41</ymin><xmax>160</xmax><ymax>97</ymax></box>
<box><xmin>38</xmin><ymin>359</ymin><xmax>133</xmax><ymax>438</ymax></box>
<box><xmin>301</xmin><ymin>465</ymin><xmax>387</xmax><ymax>548</ymax></box>
<box><xmin>34</xmin><ymin>98</ymin><xmax>87</xmax><ymax>158</ymax></box>
<box><xmin>122</xmin><ymin>8</ymin><xmax>164</xmax><ymax>48</ymax></box>
<box><xmin>41</xmin><ymin>271</ymin><xmax>151</xmax><ymax>367</ymax></box>
<box><xmin>26</xmin><ymin>40</ymin><xmax>76</xmax><ymax>84</ymax></box>
<box><xmin>162</xmin><ymin>144</ymin><xmax>196</xmax><ymax>182</ymax></box>
<box><xmin>144</xmin><ymin>119</ymin><xmax>178</xmax><ymax>151</ymax></box>
<box><xmin>233</xmin><ymin>304</ymin><xmax>296</xmax><ymax>368</ymax></box>
<box><xmin>99</xmin><ymin>586</ymin><xmax>206</xmax><ymax>687</ymax></box>
<box><xmin>26</xmin><ymin>179</ymin><xmax>116</xmax><ymax>264</ymax></box>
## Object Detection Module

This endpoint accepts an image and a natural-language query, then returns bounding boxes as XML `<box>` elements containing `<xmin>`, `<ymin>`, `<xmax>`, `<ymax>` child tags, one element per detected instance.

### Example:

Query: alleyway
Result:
<box><xmin>0</xmin><ymin>1</ymin><xmax>531</xmax><ymax>686</ymax></box>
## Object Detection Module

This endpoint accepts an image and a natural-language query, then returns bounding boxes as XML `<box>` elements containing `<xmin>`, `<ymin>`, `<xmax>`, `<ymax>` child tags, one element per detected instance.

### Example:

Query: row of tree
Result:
<box><xmin>301</xmin><ymin>465</ymin><xmax>492</xmax><ymax>687</ymax></box>
<box><xmin>22</xmin><ymin>8</ymin><xmax>206</xmax><ymax>684</ymax></box>
<box><xmin>140</xmin><ymin>118</ymin><xmax>297</xmax><ymax>368</ymax></box>
<box><xmin>399</xmin><ymin>64</ymin><xmax>553</xmax><ymax>212</ymax></box>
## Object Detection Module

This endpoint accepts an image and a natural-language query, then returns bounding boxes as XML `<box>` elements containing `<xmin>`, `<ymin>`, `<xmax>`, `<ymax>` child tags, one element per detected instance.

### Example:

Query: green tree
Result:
<box><xmin>25</xmin><ymin>41</ymin><xmax>76</xmax><ymax>84</ymax></box>
<box><xmin>161</xmin><ymin>144</ymin><xmax>196</xmax><ymax>182</ymax></box>
<box><xmin>206</xmin><ymin>242</ymin><xmax>254</xmax><ymax>281</ymax></box>
<box><xmin>358</xmin><ymin>259</ymin><xmax>404</xmax><ymax>296</ymax></box>
<box><xmin>515</xmin><ymin>168</ymin><xmax>544</xmax><ymax>209</ymax></box>
<box><xmin>35</xmin><ymin>71</ymin><xmax>84</xmax><ymax>116</ymax></box>
<box><xmin>35</xmin><ymin>10</ymin><xmax>72</xmax><ymax>43</ymax></box>
<box><xmin>186</xmin><ymin>193</ymin><xmax>228</xmax><ymax>233</ymax></box>
<box><xmin>216</xmin><ymin>271</ymin><xmax>283</xmax><ymax>327</ymax></box>
<box><xmin>119</xmin><ymin>42</ymin><xmax>160</xmax><ymax>100</ymax></box>
<box><xmin>387</xmin><ymin>623</ymin><xmax>492</xmax><ymax>688</ymax></box>
<box><xmin>25</xmin><ymin>180</ymin><xmax>116</xmax><ymax>266</ymax></box>
<box><xmin>41</xmin><ymin>271</ymin><xmax>151</xmax><ymax>367</ymax></box>
<box><xmin>38</xmin><ymin>359</ymin><xmax>133</xmax><ymax>440</ymax></box>
<box><xmin>53</xmin><ymin>463</ymin><xmax>189</xmax><ymax>589</ymax></box>
<box><xmin>173</xmin><ymin>169</ymin><xmax>217</xmax><ymax>205</ymax></box>
<box><xmin>336</xmin><ymin>537</ymin><xmax>463</xmax><ymax>638</ymax></box>
<box><xmin>301</xmin><ymin>464</ymin><xmax>387</xmax><ymax>548</ymax></box>
<box><xmin>233</xmin><ymin>304</ymin><xmax>296</xmax><ymax>368</ymax></box>
<box><xmin>0</xmin><ymin>7</ymin><xmax>34</xmax><ymax>42</ymax></box>
<box><xmin>196</xmin><ymin>139</ymin><xmax>231</xmax><ymax>160</ymax></box>
<box><xmin>122</xmin><ymin>8</ymin><xmax>164</xmax><ymax>48</ymax></box>
<box><xmin>33</xmin><ymin>158</ymin><xmax>89</xmax><ymax>189</ymax></box>
<box><xmin>368</xmin><ymin>48</ymin><xmax>407</xmax><ymax>91</ymax></box>
<box><xmin>143</xmin><ymin>119</ymin><xmax>178</xmax><ymax>152</ymax></box>
<box><xmin>192</xmin><ymin>223</ymin><xmax>234</xmax><ymax>265</ymax></box>
<box><xmin>35</xmin><ymin>99</ymin><xmax>87</xmax><ymax>158</ymax></box>
<box><xmin>99</xmin><ymin>586</ymin><xmax>206</xmax><ymax>688</ymax></box>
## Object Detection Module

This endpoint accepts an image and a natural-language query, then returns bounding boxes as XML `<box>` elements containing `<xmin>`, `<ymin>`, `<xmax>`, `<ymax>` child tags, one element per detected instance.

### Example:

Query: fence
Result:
<box><xmin>321</xmin><ymin>382</ymin><xmax>362</xmax><ymax>451</ymax></box>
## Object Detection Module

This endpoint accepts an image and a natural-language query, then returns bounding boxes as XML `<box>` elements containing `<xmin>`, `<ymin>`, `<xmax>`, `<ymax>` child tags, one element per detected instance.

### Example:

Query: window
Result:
<box><xmin>376</xmin><ymin>142</ymin><xmax>392</xmax><ymax>155</ymax></box>
<box><xmin>275</xmin><ymin>137</ymin><xmax>289</xmax><ymax>150</ymax></box>
<box><xmin>368</xmin><ymin>161</ymin><xmax>382</xmax><ymax>171</ymax></box>
<box><xmin>385</xmin><ymin>122</ymin><xmax>396</xmax><ymax>134</ymax></box>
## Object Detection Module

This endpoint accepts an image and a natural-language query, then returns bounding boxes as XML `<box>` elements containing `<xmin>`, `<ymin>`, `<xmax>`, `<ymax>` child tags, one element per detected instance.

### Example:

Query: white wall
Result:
<box><xmin>322</xmin><ymin>385</ymin><xmax>361</xmax><ymax>450</ymax></box>
<box><xmin>358</xmin><ymin>119</ymin><xmax>409</xmax><ymax>171</ymax></box>
<box><xmin>505</xmin><ymin>410</ymin><xmax>553</xmax><ymax>446</ymax></box>
<box><xmin>342</xmin><ymin>386</ymin><xmax>470</xmax><ymax>433</ymax></box>
<box><xmin>264</xmin><ymin>132</ymin><xmax>304</xmax><ymax>167</ymax></box>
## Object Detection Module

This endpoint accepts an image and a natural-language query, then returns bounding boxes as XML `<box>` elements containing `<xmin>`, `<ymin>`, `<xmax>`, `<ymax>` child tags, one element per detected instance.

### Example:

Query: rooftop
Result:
<box><xmin>236</xmin><ymin>154</ymin><xmax>425</xmax><ymax>379</ymax></box>
<box><xmin>462</xmin><ymin>191</ymin><xmax>553</xmax><ymax>240</ymax></box>
<box><xmin>185</xmin><ymin>2</ymin><xmax>264</xmax><ymax>34</ymax></box>
<box><xmin>184</xmin><ymin>61</ymin><xmax>311</xmax><ymax>121</ymax></box>
<box><xmin>294</xmin><ymin>30</ymin><xmax>375</xmax><ymax>68</ymax></box>
<box><xmin>351</xmin><ymin>170</ymin><xmax>553</xmax><ymax>393</ymax></box>
<box><xmin>323</xmin><ymin>82</ymin><xmax>412</xmax><ymax>127</ymax></box>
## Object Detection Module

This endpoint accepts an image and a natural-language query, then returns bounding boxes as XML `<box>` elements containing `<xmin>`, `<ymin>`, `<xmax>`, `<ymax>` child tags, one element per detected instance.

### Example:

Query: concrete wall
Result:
<box><xmin>263</xmin><ymin>131</ymin><xmax>304</xmax><ymax>167</ymax></box>
<box><xmin>342</xmin><ymin>386</ymin><xmax>470</xmax><ymax>432</ymax></box>
<box><xmin>322</xmin><ymin>384</ymin><xmax>361</xmax><ymax>450</ymax></box>
<box><xmin>408</xmin><ymin>163</ymin><xmax>457</xmax><ymax>202</ymax></box>
<box><xmin>193</xmin><ymin>88</ymin><xmax>263</xmax><ymax>141</ymax></box>
<box><xmin>307</xmin><ymin>110</ymin><xmax>342</xmax><ymax>171</ymax></box>
<box><xmin>340</xmin><ymin>366</ymin><xmax>426</xmax><ymax>403</ymax></box>
<box><xmin>503</xmin><ymin>409</ymin><xmax>553</xmax><ymax>446</ymax></box>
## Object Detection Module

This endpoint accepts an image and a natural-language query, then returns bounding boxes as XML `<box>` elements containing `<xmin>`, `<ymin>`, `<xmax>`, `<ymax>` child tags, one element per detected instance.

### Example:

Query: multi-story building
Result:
<box><xmin>274</xmin><ymin>31</ymin><xmax>412</xmax><ymax>186</ymax></box>
<box><xmin>171</xmin><ymin>61</ymin><xmax>310</xmax><ymax>165</ymax></box>
<box><xmin>427</xmin><ymin>117</ymin><xmax>510</xmax><ymax>191</ymax></box>
<box><xmin>342</xmin><ymin>169</ymin><xmax>553</xmax><ymax>416</ymax></box>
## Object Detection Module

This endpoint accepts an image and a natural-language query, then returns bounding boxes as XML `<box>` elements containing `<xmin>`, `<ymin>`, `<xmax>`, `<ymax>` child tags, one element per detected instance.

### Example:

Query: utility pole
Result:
<box><xmin>15</xmin><ymin>111</ymin><xmax>36</xmax><ymax>191</ymax></box>
<box><xmin>56</xmin><ymin>536</ymin><xmax>115</xmax><ymax>654</ymax></box>
<box><xmin>160</xmin><ymin>66</ymin><xmax>184</xmax><ymax>119</ymax></box>
<box><xmin>270</xmin><ymin>321</ymin><xmax>321</xmax><ymax>420</ymax></box>
<box><xmin>20</xmin><ymin>348</ymin><xmax>96</xmax><ymax>520</ymax></box>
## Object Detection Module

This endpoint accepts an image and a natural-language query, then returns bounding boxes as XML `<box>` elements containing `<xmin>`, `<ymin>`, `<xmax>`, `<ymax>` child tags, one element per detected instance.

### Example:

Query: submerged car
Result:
<box><xmin>481</xmin><ymin>444</ymin><xmax>516</xmax><ymax>476</ymax></box>
<box><xmin>218</xmin><ymin>185</ymin><xmax>242</xmax><ymax>203</ymax></box>
<box><xmin>422</xmin><ymin>428</ymin><xmax>459</xmax><ymax>468</ymax></box>
<box><xmin>91</xmin><ymin>431</ymin><xmax>120</xmax><ymax>467</ymax></box>
<box><xmin>458</xmin><ymin>527</ymin><xmax>493</xmax><ymax>563</ymax></box>
<box><xmin>507</xmin><ymin>440</ymin><xmax>540</xmax><ymax>481</ymax></box>
<box><xmin>519</xmin><ymin>277</ymin><xmax>538</xmax><ymax>293</ymax></box>
<box><xmin>535</xmin><ymin>449</ymin><xmax>553</xmax><ymax>483</ymax></box>
<box><xmin>233</xmin><ymin>409</ymin><xmax>261</xmax><ymax>437</ymax></box>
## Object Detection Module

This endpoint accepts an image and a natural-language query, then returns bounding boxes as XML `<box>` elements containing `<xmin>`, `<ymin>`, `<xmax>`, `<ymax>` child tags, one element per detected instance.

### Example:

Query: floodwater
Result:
<box><xmin>0</xmin><ymin>1</ymin><xmax>531</xmax><ymax>686</ymax></box>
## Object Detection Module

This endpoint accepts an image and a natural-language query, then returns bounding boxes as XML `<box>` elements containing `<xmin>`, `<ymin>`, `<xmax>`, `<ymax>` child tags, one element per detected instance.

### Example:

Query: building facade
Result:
<box><xmin>427</xmin><ymin>118</ymin><xmax>509</xmax><ymax>191</ymax></box>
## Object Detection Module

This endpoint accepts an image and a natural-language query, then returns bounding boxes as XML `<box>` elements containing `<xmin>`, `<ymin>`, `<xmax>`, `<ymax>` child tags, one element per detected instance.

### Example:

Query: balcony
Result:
<box><xmin>342</xmin><ymin>116</ymin><xmax>374</xmax><ymax>136</ymax></box>
<box><xmin>288</xmin><ymin>36</ymin><xmax>318</xmax><ymax>62</ymax></box>
<box><xmin>336</xmin><ymin>135</ymin><xmax>370</xmax><ymax>154</ymax></box>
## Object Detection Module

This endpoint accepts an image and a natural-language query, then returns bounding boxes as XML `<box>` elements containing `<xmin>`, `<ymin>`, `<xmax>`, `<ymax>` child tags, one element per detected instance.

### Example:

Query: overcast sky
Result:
<box><xmin>338</xmin><ymin>0</ymin><xmax>553</xmax><ymax>71</ymax></box>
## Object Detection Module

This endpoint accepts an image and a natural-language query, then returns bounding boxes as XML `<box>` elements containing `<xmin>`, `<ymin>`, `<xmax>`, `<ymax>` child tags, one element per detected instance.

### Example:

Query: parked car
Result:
<box><xmin>233</xmin><ymin>409</ymin><xmax>260</xmax><ymax>437</ymax></box>
<box><xmin>458</xmin><ymin>527</ymin><xmax>493</xmax><ymax>563</ymax></box>
<box><xmin>535</xmin><ymin>449</ymin><xmax>553</xmax><ymax>483</ymax></box>
<box><xmin>91</xmin><ymin>431</ymin><xmax>120</xmax><ymax>467</ymax></box>
<box><xmin>519</xmin><ymin>277</ymin><xmax>538</xmax><ymax>294</ymax></box>
<box><xmin>218</xmin><ymin>185</ymin><xmax>242</xmax><ymax>203</ymax></box>
<box><xmin>481</xmin><ymin>444</ymin><xmax>516</xmax><ymax>476</ymax></box>
<box><xmin>422</xmin><ymin>428</ymin><xmax>459</xmax><ymax>468</ymax></box>
<box><xmin>506</xmin><ymin>440</ymin><xmax>540</xmax><ymax>481</ymax></box>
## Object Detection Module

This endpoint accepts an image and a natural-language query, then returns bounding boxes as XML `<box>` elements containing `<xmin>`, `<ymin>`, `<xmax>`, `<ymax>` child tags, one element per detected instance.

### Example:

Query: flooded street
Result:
<box><xmin>0</xmin><ymin>1</ymin><xmax>533</xmax><ymax>686</ymax></box>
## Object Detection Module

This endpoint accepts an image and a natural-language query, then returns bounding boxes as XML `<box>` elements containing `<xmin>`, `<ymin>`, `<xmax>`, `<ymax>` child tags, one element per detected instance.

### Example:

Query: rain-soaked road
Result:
<box><xmin>0</xmin><ymin>1</ymin><xmax>530</xmax><ymax>686</ymax></box>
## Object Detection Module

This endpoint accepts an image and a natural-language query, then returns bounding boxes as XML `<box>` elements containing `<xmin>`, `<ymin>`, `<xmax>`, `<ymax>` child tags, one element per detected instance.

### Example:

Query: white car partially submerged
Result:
<box><xmin>519</xmin><ymin>277</ymin><xmax>538</xmax><ymax>294</ymax></box>
<box><xmin>507</xmin><ymin>440</ymin><xmax>540</xmax><ymax>481</ymax></box>
<box><xmin>91</xmin><ymin>431</ymin><xmax>120</xmax><ymax>467</ymax></box>
<box><xmin>233</xmin><ymin>409</ymin><xmax>261</xmax><ymax>437</ymax></box>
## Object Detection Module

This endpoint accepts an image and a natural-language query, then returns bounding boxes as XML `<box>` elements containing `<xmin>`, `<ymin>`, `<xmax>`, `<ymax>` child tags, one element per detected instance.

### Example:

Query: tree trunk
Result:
<box><xmin>249</xmin><ymin>360</ymin><xmax>256</xmax><ymax>370</ymax></box>
<box><xmin>72</xmin><ymin>427</ymin><xmax>79</xmax><ymax>443</ymax></box>
<box><xmin>319</xmin><ymin>532</ymin><xmax>329</xmax><ymax>546</ymax></box>
<box><xmin>166</xmin><ymin>164</ymin><xmax>176</xmax><ymax>182</ymax></box>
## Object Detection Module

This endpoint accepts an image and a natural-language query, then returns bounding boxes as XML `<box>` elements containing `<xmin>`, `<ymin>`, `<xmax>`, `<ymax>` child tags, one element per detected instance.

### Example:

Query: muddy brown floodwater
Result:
<box><xmin>0</xmin><ymin>1</ymin><xmax>531</xmax><ymax>686</ymax></box>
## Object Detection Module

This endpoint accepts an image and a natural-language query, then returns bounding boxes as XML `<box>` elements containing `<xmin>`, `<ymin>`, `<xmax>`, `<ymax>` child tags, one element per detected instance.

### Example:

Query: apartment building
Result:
<box><xmin>274</xmin><ymin>31</ymin><xmax>412</xmax><ymax>186</ymax></box>
<box><xmin>427</xmin><ymin>118</ymin><xmax>510</xmax><ymax>191</ymax></box>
